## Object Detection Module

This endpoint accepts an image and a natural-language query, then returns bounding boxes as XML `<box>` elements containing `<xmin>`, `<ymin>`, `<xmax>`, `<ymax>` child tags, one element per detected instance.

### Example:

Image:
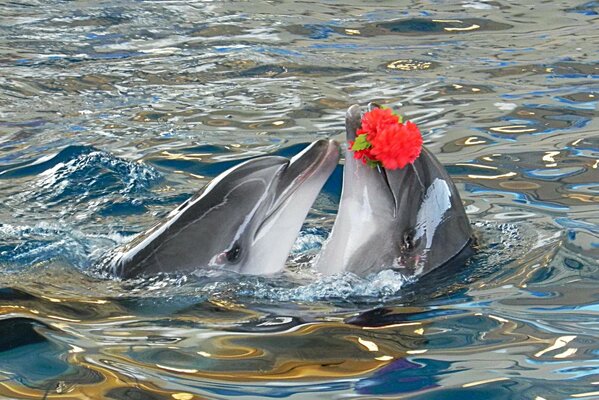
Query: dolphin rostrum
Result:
<box><xmin>100</xmin><ymin>139</ymin><xmax>339</xmax><ymax>279</ymax></box>
<box><xmin>315</xmin><ymin>104</ymin><xmax>472</xmax><ymax>278</ymax></box>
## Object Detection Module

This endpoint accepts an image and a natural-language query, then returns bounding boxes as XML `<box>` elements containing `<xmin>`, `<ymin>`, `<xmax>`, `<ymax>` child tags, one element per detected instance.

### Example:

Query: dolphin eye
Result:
<box><xmin>226</xmin><ymin>242</ymin><xmax>242</xmax><ymax>263</ymax></box>
<box><xmin>401</xmin><ymin>230</ymin><xmax>416</xmax><ymax>252</ymax></box>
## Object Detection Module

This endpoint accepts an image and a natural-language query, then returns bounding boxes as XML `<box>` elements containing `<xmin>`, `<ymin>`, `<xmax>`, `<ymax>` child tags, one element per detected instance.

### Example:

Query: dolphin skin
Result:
<box><xmin>101</xmin><ymin>139</ymin><xmax>339</xmax><ymax>279</ymax></box>
<box><xmin>315</xmin><ymin>104</ymin><xmax>472</xmax><ymax>278</ymax></box>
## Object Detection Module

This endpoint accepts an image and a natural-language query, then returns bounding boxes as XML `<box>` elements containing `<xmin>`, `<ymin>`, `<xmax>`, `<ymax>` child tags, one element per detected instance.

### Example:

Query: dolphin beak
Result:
<box><xmin>272</xmin><ymin>139</ymin><xmax>339</xmax><ymax>209</ymax></box>
<box><xmin>346</xmin><ymin>102</ymin><xmax>384</xmax><ymax>141</ymax></box>
<box><xmin>249</xmin><ymin>139</ymin><xmax>339</xmax><ymax>275</ymax></box>
<box><xmin>346</xmin><ymin>105</ymin><xmax>363</xmax><ymax>142</ymax></box>
<box><xmin>255</xmin><ymin>139</ymin><xmax>339</xmax><ymax>239</ymax></box>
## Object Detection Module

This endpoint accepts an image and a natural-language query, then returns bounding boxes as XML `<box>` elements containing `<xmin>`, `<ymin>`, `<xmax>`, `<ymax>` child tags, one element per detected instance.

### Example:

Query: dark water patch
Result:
<box><xmin>438</xmin><ymin>83</ymin><xmax>496</xmax><ymax>96</ymax></box>
<box><xmin>356</xmin><ymin>358</ymin><xmax>450</xmax><ymax>396</ymax></box>
<box><xmin>0</xmin><ymin>286</ymin><xmax>38</xmax><ymax>301</ymax></box>
<box><xmin>483</xmin><ymin>105</ymin><xmax>594</xmax><ymax>138</ymax></box>
<box><xmin>106</xmin><ymin>387</ymin><xmax>171</xmax><ymax>400</ymax></box>
<box><xmin>286</xmin><ymin>24</ymin><xmax>338</xmax><ymax>40</ymax></box>
<box><xmin>441</xmin><ymin>135</ymin><xmax>497</xmax><ymax>153</ymax></box>
<box><xmin>0</xmin><ymin>317</ymin><xmax>74</xmax><ymax>386</ymax></box>
<box><xmin>232</xmin><ymin>63</ymin><xmax>358</xmax><ymax>78</ymax></box>
<box><xmin>0</xmin><ymin>317</ymin><xmax>51</xmax><ymax>352</ymax></box>
<box><xmin>286</xmin><ymin>18</ymin><xmax>512</xmax><ymax>39</ymax></box>
<box><xmin>0</xmin><ymin>145</ymin><xmax>91</xmax><ymax>179</ymax></box>
<box><xmin>482</xmin><ymin>61</ymin><xmax>599</xmax><ymax>79</ymax></box>
<box><xmin>346</xmin><ymin>307</ymin><xmax>468</xmax><ymax>328</ymax></box>
<box><xmin>558</xmin><ymin>91</ymin><xmax>598</xmax><ymax>105</ymax></box>
<box><xmin>565</xmin><ymin>1</ymin><xmax>599</xmax><ymax>16</ymax></box>
<box><xmin>191</xmin><ymin>24</ymin><xmax>249</xmax><ymax>37</ymax></box>
<box><xmin>368</xmin><ymin>18</ymin><xmax>512</xmax><ymax>36</ymax></box>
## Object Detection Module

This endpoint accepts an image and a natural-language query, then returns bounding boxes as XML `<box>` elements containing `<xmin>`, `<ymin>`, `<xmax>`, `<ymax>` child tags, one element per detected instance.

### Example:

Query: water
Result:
<box><xmin>0</xmin><ymin>1</ymin><xmax>598</xmax><ymax>398</ymax></box>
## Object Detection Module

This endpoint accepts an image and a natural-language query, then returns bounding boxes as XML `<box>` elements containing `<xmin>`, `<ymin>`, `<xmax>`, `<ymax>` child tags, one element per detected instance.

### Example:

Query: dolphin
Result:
<box><xmin>315</xmin><ymin>104</ymin><xmax>472</xmax><ymax>278</ymax></box>
<box><xmin>100</xmin><ymin>139</ymin><xmax>339</xmax><ymax>279</ymax></box>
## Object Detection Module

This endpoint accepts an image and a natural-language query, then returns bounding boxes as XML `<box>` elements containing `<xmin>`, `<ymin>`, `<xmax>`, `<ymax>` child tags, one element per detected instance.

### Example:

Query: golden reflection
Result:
<box><xmin>205</xmin><ymin>119</ymin><xmax>231</xmax><ymax>127</ymax></box>
<box><xmin>571</xmin><ymin>391</ymin><xmax>599</xmax><ymax>398</ymax></box>
<box><xmin>462</xmin><ymin>377</ymin><xmax>509</xmax><ymax>388</ymax></box>
<box><xmin>94</xmin><ymin>321</ymin><xmax>419</xmax><ymax>382</ymax></box>
<box><xmin>41</xmin><ymin>295</ymin><xmax>63</xmax><ymax>303</ymax></box>
<box><xmin>160</xmin><ymin>151</ymin><xmax>209</xmax><ymax>161</ymax></box>
<box><xmin>488</xmin><ymin>315</ymin><xmax>509</xmax><ymax>323</ymax></box>
<box><xmin>357</xmin><ymin>337</ymin><xmax>379</xmax><ymax>352</ymax></box>
<box><xmin>197</xmin><ymin>342</ymin><xmax>264</xmax><ymax>359</ymax></box>
<box><xmin>0</xmin><ymin>355</ymin><xmax>210</xmax><ymax>400</ymax></box>
<box><xmin>172</xmin><ymin>393</ymin><xmax>195</xmax><ymax>400</ymax></box>
<box><xmin>464</xmin><ymin>137</ymin><xmax>487</xmax><ymax>145</ymax></box>
<box><xmin>489</xmin><ymin>125</ymin><xmax>536</xmax><ymax>134</ymax></box>
<box><xmin>467</xmin><ymin>172</ymin><xmax>517</xmax><ymax>180</ymax></box>
<box><xmin>542</xmin><ymin>151</ymin><xmax>559</xmax><ymax>162</ymax></box>
<box><xmin>565</xmin><ymin>193</ymin><xmax>599</xmax><ymax>203</ymax></box>
<box><xmin>554</xmin><ymin>348</ymin><xmax>578</xmax><ymax>358</ymax></box>
<box><xmin>344</xmin><ymin>28</ymin><xmax>361</xmax><ymax>35</ymax></box>
<box><xmin>456</xmin><ymin>163</ymin><xmax>497</xmax><ymax>170</ymax></box>
<box><xmin>46</xmin><ymin>315</ymin><xmax>81</xmax><ymax>322</ymax></box>
<box><xmin>387</xmin><ymin>59</ymin><xmax>433</xmax><ymax>71</ymax></box>
<box><xmin>78</xmin><ymin>299</ymin><xmax>109</xmax><ymax>305</ymax></box>
<box><xmin>534</xmin><ymin>335</ymin><xmax>576</xmax><ymax>357</ymax></box>
<box><xmin>156</xmin><ymin>364</ymin><xmax>199</xmax><ymax>374</ymax></box>
<box><xmin>362</xmin><ymin>321</ymin><xmax>422</xmax><ymax>330</ymax></box>
<box><xmin>445</xmin><ymin>24</ymin><xmax>480</xmax><ymax>32</ymax></box>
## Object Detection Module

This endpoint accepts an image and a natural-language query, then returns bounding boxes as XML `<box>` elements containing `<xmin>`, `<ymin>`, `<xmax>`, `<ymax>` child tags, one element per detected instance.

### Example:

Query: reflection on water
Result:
<box><xmin>0</xmin><ymin>0</ymin><xmax>598</xmax><ymax>398</ymax></box>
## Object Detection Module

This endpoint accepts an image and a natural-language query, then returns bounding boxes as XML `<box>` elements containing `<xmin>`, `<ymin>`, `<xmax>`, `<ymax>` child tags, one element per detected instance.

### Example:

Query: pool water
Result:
<box><xmin>0</xmin><ymin>1</ymin><xmax>598</xmax><ymax>399</ymax></box>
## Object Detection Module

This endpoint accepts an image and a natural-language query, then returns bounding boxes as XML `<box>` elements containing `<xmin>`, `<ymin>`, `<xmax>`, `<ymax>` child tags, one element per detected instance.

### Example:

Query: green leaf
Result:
<box><xmin>351</xmin><ymin>134</ymin><xmax>371</xmax><ymax>151</ymax></box>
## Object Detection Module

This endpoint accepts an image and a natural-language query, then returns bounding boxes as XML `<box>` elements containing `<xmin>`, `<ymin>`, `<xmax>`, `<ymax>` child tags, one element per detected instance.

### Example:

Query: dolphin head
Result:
<box><xmin>315</xmin><ymin>104</ymin><xmax>472</xmax><ymax>278</ymax></box>
<box><xmin>107</xmin><ymin>139</ymin><xmax>339</xmax><ymax>279</ymax></box>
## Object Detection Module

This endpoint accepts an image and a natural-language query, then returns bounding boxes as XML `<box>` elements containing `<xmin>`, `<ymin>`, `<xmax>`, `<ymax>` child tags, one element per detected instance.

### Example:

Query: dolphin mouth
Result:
<box><xmin>258</xmin><ymin>139</ymin><xmax>339</xmax><ymax>229</ymax></box>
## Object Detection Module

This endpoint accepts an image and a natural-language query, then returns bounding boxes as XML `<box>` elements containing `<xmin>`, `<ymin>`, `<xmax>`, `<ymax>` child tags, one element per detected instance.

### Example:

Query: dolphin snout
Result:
<box><xmin>345</xmin><ymin>105</ymin><xmax>363</xmax><ymax>141</ymax></box>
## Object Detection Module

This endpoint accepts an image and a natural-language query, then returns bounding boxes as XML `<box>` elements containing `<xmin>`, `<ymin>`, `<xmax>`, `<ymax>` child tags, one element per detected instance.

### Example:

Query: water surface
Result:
<box><xmin>0</xmin><ymin>1</ymin><xmax>598</xmax><ymax>399</ymax></box>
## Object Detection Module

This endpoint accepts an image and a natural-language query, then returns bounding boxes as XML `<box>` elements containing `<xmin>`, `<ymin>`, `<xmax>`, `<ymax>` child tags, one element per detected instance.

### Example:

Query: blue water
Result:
<box><xmin>0</xmin><ymin>1</ymin><xmax>598</xmax><ymax>399</ymax></box>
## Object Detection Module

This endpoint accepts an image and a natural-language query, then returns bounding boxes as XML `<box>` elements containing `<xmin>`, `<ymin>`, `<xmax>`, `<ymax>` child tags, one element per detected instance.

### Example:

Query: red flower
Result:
<box><xmin>357</xmin><ymin>107</ymin><xmax>400</xmax><ymax>140</ymax></box>
<box><xmin>370</xmin><ymin>121</ymin><xmax>423</xmax><ymax>169</ymax></box>
<box><xmin>348</xmin><ymin>106</ymin><xmax>423</xmax><ymax>170</ymax></box>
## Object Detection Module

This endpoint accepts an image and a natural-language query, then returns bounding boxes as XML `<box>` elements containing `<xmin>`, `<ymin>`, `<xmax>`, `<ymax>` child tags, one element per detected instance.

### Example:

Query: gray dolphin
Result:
<box><xmin>315</xmin><ymin>104</ymin><xmax>472</xmax><ymax>278</ymax></box>
<box><xmin>101</xmin><ymin>139</ymin><xmax>339</xmax><ymax>279</ymax></box>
